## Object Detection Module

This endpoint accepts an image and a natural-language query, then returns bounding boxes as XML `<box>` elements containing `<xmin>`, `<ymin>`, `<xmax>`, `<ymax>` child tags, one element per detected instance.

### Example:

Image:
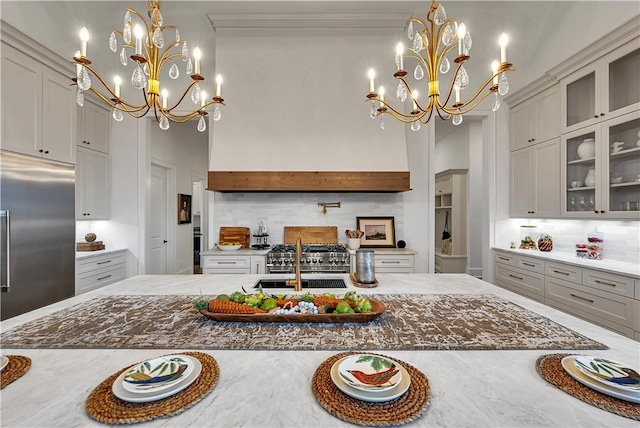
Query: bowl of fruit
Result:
<box><xmin>217</xmin><ymin>242</ymin><xmax>242</xmax><ymax>251</ymax></box>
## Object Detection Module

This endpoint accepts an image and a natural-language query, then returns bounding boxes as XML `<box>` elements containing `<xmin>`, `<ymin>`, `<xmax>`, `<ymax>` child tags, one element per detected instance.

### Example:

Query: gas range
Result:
<box><xmin>266</xmin><ymin>244</ymin><xmax>350</xmax><ymax>274</ymax></box>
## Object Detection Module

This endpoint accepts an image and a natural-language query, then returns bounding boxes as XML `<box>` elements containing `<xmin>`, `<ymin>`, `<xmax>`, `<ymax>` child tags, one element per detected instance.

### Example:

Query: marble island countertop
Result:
<box><xmin>1</xmin><ymin>274</ymin><xmax>638</xmax><ymax>427</ymax></box>
<box><xmin>200</xmin><ymin>247</ymin><xmax>270</xmax><ymax>256</ymax></box>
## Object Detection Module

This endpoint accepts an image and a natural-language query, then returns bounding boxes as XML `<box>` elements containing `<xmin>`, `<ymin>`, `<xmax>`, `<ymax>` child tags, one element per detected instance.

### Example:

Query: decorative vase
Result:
<box><xmin>584</xmin><ymin>169</ymin><xmax>596</xmax><ymax>187</ymax></box>
<box><xmin>577</xmin><ymin>138</ymin><xmax>595</xmax><ymax>159</ymax></box>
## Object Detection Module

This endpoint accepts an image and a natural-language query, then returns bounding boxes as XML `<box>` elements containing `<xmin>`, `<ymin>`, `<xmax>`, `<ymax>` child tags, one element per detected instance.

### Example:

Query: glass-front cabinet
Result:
<box><xmin>562</xmin><ymin>111</ymin><xmax>640</xmax><ymax>219</ymax></box>
<box><xmin>561</xmin><ymin>44</ymin><xmax>639</xmax><ymax>134</ymax></box>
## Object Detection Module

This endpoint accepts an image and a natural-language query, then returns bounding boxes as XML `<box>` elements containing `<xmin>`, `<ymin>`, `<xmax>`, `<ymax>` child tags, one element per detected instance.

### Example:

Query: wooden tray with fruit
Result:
<box><xmin>195</xmin><ymin>291</ymin><xmax>385</xmax><ymax>323</ymax></box>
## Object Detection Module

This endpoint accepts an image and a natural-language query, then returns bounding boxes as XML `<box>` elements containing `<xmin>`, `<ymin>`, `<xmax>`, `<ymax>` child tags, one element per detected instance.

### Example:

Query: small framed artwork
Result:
<box><xmin>356</xmin><ymin>216</ymin><xmax>396</xmax><ymax>248</ymax></box>
<box><xmin>178</xmin><ymin>194</ymin><xmax>192</xmax><ymax>224</ymax></box>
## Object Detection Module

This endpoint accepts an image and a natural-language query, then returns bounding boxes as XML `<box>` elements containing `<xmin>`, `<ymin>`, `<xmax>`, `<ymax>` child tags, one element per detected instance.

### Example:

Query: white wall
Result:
<box><xmin>434</xmin><ymin>125</ymin><xmax>471</xmax><ymax>172</ymax></box>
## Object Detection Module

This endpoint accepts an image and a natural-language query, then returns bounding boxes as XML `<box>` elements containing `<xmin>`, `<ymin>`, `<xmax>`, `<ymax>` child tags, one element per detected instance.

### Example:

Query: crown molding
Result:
<box><xmin>207</xmin><ymin>12</ymin><xmax>410</xmax><ymax>30</ymax></box>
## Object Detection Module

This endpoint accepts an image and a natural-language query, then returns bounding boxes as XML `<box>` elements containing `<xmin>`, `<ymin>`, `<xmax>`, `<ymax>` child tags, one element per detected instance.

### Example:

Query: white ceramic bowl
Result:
<box><xmin>217</xmin><ymin>244</ymin><xmax>242</xmax><ymax>251</ymax></box>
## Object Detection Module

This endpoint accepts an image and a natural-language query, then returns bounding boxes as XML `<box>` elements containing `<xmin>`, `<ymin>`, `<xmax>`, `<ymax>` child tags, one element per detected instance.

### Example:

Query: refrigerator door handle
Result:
<box><xmin>1</xmin><ymin>210</ymin><xmax>9</xmax><ymax>292</ymax></box>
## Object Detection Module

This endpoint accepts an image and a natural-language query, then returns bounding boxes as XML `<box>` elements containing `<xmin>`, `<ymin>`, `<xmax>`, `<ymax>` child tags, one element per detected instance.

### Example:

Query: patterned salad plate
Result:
<box><xmin>572</xmin><ymin>356</ymin><xmax>640</xmax><ymax>393</ymax></box>
<box><xmin>112</xmin><ymin>355</ymin><xmax>201</xmax><ymax>403</ymax></box>
<box><xmin>330</xmin><ymin>355</ymin><xmax>410</xmax><ymax>402</ymax></box>
<box><xmin>561</xmin><ymin>356</ymin><xmax>640</xmax><ymax>404</ymax></box>
<box><xmin>338</xmin><ymin>354</ymin><xmax>403</xmax><ymax>392</ymax></box>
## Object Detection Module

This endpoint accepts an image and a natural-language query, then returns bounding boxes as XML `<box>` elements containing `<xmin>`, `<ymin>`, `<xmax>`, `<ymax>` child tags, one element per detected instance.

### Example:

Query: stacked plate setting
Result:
<box><xmin>330</xmin><ymin>354</ymin><xmax>411</xmax><ymax>403</ymax></box>
<box><xmin>1</xmin><ymin>355</ymin><xmax>9</xmax><ymax>372</ymax></box>
<box><xmin>112</xmin><ymin>354</ymin><xmax>202</xmax><ymax>403</ymax></box>
<box><xmin>561</xmin><ymin>355</ymin><xmax>640</xmax><ymax>404</ymax></box>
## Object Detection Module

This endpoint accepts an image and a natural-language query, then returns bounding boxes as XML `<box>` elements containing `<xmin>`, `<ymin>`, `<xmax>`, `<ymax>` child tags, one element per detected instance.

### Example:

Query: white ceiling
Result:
<box><xmin>1</xmin><ymin>1</ymin><xmax>637</xmax><ymax>140</ymax></box>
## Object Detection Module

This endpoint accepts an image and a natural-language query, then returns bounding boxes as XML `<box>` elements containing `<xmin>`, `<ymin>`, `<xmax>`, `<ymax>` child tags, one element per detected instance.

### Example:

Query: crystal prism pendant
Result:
<box><xmin>120</xmin><ymin>47</ymin><xmax>128</xmax><ymax>66</ymax></box>
<box><xmin>123</xmin><ymin>23</ymin><xmax>132</xmax><ymax>45</ymax></box>
<box><xmin>175</xmin><ymin>28</ymin><xmax>180</xmax><ymax>42</ymax></box>
<box><xmin>452</xmin><ymin>110</ymin><xmax>463</xmax><ymax>125</ymax></box>
<box><xmin>143</xmin><ymin>63</ymin><xmax>149</xmax><ymax>76</ymax></box>
<box><xmin>182</xmin><ymin>42</ymin><xmax>189</xmax><ymax>61</ymax></box>
<box><xmin>109</xmin><ymin>32</ymin><xmax>118</xmax><ymax>53</ymax></box>
<box><xmin>370</xmin><ymin>102</ymin><xmax>377</xmax><ymax>119</ymax></box>
<box><xmin>131</xmin><ymin>65</ymin><xmax>145</xmax><ymax>89</ymax></box>
<box><xmin>124</xmin><ymin>11</ymin><xmax>131</xmax><ymax>27</ymax></box>
<box><xmin>434</xmin><ymin>5</ymin><xmax>447</xmax><ymax>25</ymax></box>
<box><xmin>410</xmin><ymin>121</ymin><xmax>421</xmax><ymax>131</ymax></box>
<box><xmin>112</xmin><ymin>107</ymin><xmax>123</xmax><ymax>122</ymax></box>
<box><xmin>464</xmin><ymin>31</ymin><xmax>472</xmax><ymax>53</ymax></box>
<box><xmin>152</xmin><ymin>28</ymin><xmax>164</xmax><ymax>48</ymax></box>
<box><xmin>439</xmin><ymin>57</ymin><xmax>450</xmax><ymax>74</ymax></box>
<box><xmin>169</xmin><ymin>63</ymin><xmax>179</xmax><ymax>79</ymax></box>
<box><xmin>186</xmin><ymin>58</ymin><xmax>193</xmax><ymax>74</ymax></box>
<box><xmin>413</xmin><ymin>33</ymin><xmax>424</xmax><ymax>52</ymax></box>
<box><xmin>159</xmin><ymin>115</ymin><xmax>170</xmax><ymax>130</ymax></box>
<box><xmin>491</xmin><ymin>92</ymin><xmax>501</xmax><ymax>112</ymax></box>
<box><xmin>191</xmin><ymin>83</ymin><xmax>201</xmax><ymax>104</ymax></box>
<box><xmin>76</xmin><ymin>88</ymin><xmax>84</xmax><ymax>106</ymax></box>
<box><xmin>442</xmin><ymin>24</ymin><xmax>453</xmax><ymax>46</ymax></box>
<box><xmin>151</xmin><ymin>8</ymin><xmax>163</xmax><ymax>27</ymax></box>
<box><xmin>454</xmin><ymin>65</ymin><xmax>469</xmax><ymax>90</ymax></box>
<box><xmin>213</xmin><ymin>105</ymin><xmax>222</xmax><ymax>121</ymax></box>
<box><xmin>407</xmin><ymin>21</ymin><xmax>414</xmax><ymax>40</ymax></box>
<box><xmin>379</xmin><ymin>116</ymin><xmax>385</xmax><ymax>130</ymax></box>
<box><xmin>498</xmin><ymin>73</ymin><xmax>509</xmax><ymax>96</ymax></box>
<box><xmin>78</xmin><ymin>66</ymin><xmax>91</xmax><ymax>90</ymax></box>
<box><xmin>414</xmin><ymin>64</ymin><xmax>424</xmax><ymax>80</ymax></box>
<box><xmin>197</xmin><ymin>116</ymin><xmax>207</xmax><ymax>132</ymax></box>
<box><xmin>397</xmin><ymin>82</ymin><xmax>408</xmax><ymax>102</ymax></box>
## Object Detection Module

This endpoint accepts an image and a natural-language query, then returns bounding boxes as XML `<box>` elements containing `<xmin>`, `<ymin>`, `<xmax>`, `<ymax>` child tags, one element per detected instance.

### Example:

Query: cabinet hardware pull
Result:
<box><xmin>553</xmin><ymin>270</ymin><xmax>569</xmax><ymax>276</ymax></box>
<box><xmin>382</xmin><ymin>260</ymin><xmax>401</xmax><ymax>264</ymax></box>
<box><xmin>600</xmin><ymin>113</ymin><xmax>605</xmax><ymax>117</ymax></box>
<box><xmin>508</xmin><ymin>274</ymin><xmax>524</xmax><ymax>281</ymax></box>
<box><xmin>570</xmin><ymin>293</ymin><xmax>594</xmax><ymax>303</ymax></box>
<box><xmin>498</xmin><ymin>256</ymin><xmax>510</xmax><ymax>261</ymax></box>
<box><xmin>97</xmin><ymin>274</ymin><xmax>112</xmax><ymax>281</ymax></box>
<box><xmin>96</xmin><ymin>260</ymin><xmax>111</xmax><ymax>265</ymax></box>
<box><xmin>218</xmin><ymin>261</ymin><xmax>237</xmax><ymax>264</ymax></box>
<box><xmin>523</xmin><ymin>262</ymin><xmax>535</xmax><ymax>267</ymax></box>
<box><xmin>594</xmin><ymin>280</ymin><xmax>616</xmax><ymax>287</ymax></box>
<box><xmin>1</xmin><ymin>210</ymin><xmax>11</xmax><ymax>292</ymax></box>
<box><xmin>44</xmin><ymin>150</ymin><xmax>49</xmax><ymax>154</ymax></box>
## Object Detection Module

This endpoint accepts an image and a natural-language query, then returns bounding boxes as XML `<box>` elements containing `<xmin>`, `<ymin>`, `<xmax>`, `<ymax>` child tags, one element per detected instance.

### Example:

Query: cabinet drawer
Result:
<box><xmin>202</xmin><ymin>256</ymin><xmax>250</xmax><ymax>269</ymax></box>
<box><xmin>634</xmin><ymin>300</ymin><xmax>640</xmax><ymax>333</ymax></box>
<box><xmin>375</xmin><ymin>255</ymin><xmax>414</xmax><ymax>269</ymax></box>
<box><xmin>76</xmin><ymin>264</ymin><xmax>125</xmax><ymax>294</ymax></box>
<box><xmin>516</xmin><ymin>256</ymin><xmax>544</xmax><ymax>274</ymax></box>
<box><xmin>546</xmin><ymin>262</ymin><xmax>582</xmax><ymax>284</ymax></box>
<box><xmin>582</xmin><ymin>269</ymin><xmax>635</xmax><ymax>298</ymax></box>
<box><xmin>494</xmin><ymin>264</ymin><xmax>544</xmax><ymax>301</ymax></box>
<box><xmin>203</xmin><ymin>268</ymin><xmax>251</xmax><ymax>274</ymax></box>
<box><xmin>494</xmin><ymin>252</ymin><xmax>517</xmax><ymax>266</ymax></box>
<box><xmin>545</xmin><ymin>277</ymin><xmax>634</xmax><ymax>328</ymax></box>
<box><xmin>77</xmin><ymin>252</ymin><xmax>125</xmax><ymax>274</ymax></box>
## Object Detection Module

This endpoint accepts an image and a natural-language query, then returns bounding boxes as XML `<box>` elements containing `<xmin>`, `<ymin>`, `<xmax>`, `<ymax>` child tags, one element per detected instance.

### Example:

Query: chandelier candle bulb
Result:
<box><xmin>396</xmin><ymin>43</ymin><xmax>404</xmax><ymax>70</ymax></box>
<box><xmin>499</xmin><ymin>33</ymin><xmax>509</xmax><ymax>63</ymax></box>
<box><xmin>134</xmin><ymin>24</ymin><xmax>143</xmax><ymax>55</ymax></box>
<box><xmin>491</xmin><ymin>60</ymin><xmax>500</xmax><ymax>85</ymax></box>
<box><xmin>412</xmin><ymin>90</ymin><xmax>418</xmax><ymax>110</ymax></box>
<box><xmin>379</xmin><ymin>86</ymin><xmax>385</xmax><ymax>103</ymax></box>
<box><xmin>454</xmin><ymin>84</ymin><xmax>460</xmax><ymax>103</ymax></box>
<box><xmin>457</xmin><ymin>23</ymin><xmax>466</xmax><ymax>56</ymax></box>
<box><xmin>79</xmin><ymin>27</ymin><xmax>89</xmax><ymax>57</ymax></box>
<box><xmin>75</xmin><ymin>50</ymin><xmax>81</xmax><ymax>74</ymax></box>
<box><xmin>193</xmin><ymin>48</ymin><xmax>201</xmax><ymax>75</ymax></box>
<box><xmin>161</xmin><ymin>89</ymin><xmax>168</xmax><ymax>109</ymax></box>
<box><xmin>215</xmin><ymin>74</ymin><xmax>222</xmax><ymax>97</ymax></box>
<box><xmin>368</xmin><ymin>68</ymin><xmax>375</xmax><ymax>93</ymax></box>
<box><xmin>200</xmin><ymin>91</ymin><xmax>207</xmax><ymax>108</ymax></box>
<box><xmin>114</xmin><ymin>76</ymin><xmax>121</xmax><ymax>98</ymax></box>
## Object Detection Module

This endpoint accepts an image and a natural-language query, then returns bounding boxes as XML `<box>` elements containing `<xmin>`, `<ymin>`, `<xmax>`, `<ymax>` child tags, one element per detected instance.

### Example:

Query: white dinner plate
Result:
<box><xmin>330</xmin><ymin>356</ymin><xmax>411</xmax><ymax>403</ymax></box>
<box><xmin>572</xmin><ymin>356</ymin><xmax>640</xmax><ymax>393</ymax></box>
<box><xmin>122</xmin><ymin>354</ymin><xmax>195</xmax><ymax>394</ymax></box>
<box><xmin>338</xmin><ymin>354</ymin><xmax>402</xmax><ymax>392</ymax></box>
<box><xmin>112</xmin><ymin>355</ymin><xmax>201</xmax><ymax>403</ymax></box>
<box><xmin>0</xmin><ymin>355</ymin><xmax>9</xmax><ymax>371</ymax></box>
<box><xmin>561</xmin><ymin>356</ymin><xmax>640</xmax><ymax>404</ymax></box>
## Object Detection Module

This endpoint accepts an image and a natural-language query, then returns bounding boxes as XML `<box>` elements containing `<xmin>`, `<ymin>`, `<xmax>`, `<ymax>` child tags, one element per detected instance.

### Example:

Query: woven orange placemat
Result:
<box><xmin>312</xmin><ymin>352</ymin><xmax>430</xmax><ymax>426</ymax></box>
<box><xmin>0</xmin><ymin>355</ymin><xmax>31</xmax><ymax>389</ymax></box>
<box><xmin>536</xmin><ymin>353</ymin><xmax>640</xmax><ymax>420</ymax></box>
<box><xmin>85</xmin><ymin>351</ymin><xmax>219</xmax><ymax>424</ymax></box>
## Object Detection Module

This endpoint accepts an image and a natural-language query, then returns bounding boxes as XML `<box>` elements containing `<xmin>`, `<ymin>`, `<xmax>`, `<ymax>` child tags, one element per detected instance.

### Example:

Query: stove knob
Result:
<box><xmin>306</xmin><ymin>258</ymin><xmax>311</xmax><ymax>264</ymax></box>
<box><xmin>300</xmin><ymin>259</ymin><xmax>305</xmax><ymax>264</ymax></box>
<box><xmin>312</xmin><ymin>258</ymin><xmax>317</xmax><ymax>263</ymax></box>
<box><xmin>318</xmin><ymin>259</ymin><xmax>323</xmax><ymax>263</ymax></box>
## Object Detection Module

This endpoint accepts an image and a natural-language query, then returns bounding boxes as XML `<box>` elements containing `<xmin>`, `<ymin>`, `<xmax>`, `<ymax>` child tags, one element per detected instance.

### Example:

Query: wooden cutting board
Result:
<box><xmin>219</xmin><ymin>227</ymin><xmax>250</xmax><ymax>248</ymax></box>
<box><xmin>284</xmin><ymin>226</ymin><xmax>337</xmax><ymax>244</ymax></box>
<box><xmin>77</xmin><ymin>241</ymin><xmax>105</xmax><ymax>251</ymax></box>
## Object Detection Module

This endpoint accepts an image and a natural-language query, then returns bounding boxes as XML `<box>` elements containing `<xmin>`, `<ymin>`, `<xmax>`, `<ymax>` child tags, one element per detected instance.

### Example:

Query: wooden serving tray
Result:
<box><xmin>199</xmin><ymin>299</ymin><xmax>385</xmax><ymax>323</ymax></box>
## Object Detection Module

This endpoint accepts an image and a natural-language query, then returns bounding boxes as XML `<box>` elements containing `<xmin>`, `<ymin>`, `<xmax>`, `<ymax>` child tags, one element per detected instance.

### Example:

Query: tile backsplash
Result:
<box><xmin>213</xmin><ymin>192</ymin><xmax>406</xmax><ymax>245</ymax></box>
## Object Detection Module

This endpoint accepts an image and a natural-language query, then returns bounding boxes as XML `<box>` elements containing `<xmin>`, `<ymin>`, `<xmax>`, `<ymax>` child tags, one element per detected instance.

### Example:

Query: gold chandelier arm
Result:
<box><xmin>403</xmin><ymin>52</ymin><xmax>430</xmax><ymax>76</ymax></box>
<box><xmin>372</xmin><ymin>98</ymin><xmax>419</xmax><ymax>122</ymax></box>
<box><xmin>157</xmin><ymin>47</ymin><xmax>184</xmax><ymax>70</ymax></box>
<box><xmin>83</xmin><ymin>64</ymin><xmax>149</xmax><ymax>111</ymax></box>
<box><xmin>166</xmin><ymin>80</ymin><xmax>200</xmax><ymax>111</ymax></box>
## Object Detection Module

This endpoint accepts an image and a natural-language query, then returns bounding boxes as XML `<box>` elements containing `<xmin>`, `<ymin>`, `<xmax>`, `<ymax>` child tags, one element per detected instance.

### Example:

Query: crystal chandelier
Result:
<box><xmin>365</xmin><ymin>0</ymin><xmax>514</xmax><ymax>131</ymax></box>
<box><xmin>73</xmin><ymin>0</ymin><xmax>225</xmax><ymax>132</ymax></box>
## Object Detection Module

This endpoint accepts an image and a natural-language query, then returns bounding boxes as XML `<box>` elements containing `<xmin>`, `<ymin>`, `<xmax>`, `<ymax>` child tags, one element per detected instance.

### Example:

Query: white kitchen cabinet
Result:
<box><xmin>1</xmin><ymin>42</ymin><xmax>76</xmax><ymax>164</ymax></box>
<box><xmin>435</xmin><ymin>170</ymin><xmax>467</xmax><ymax>267</ymax></box>
<box><xmin>510</xmin><ymin>139</ymin><xmax>561</xmax><ymax>218</ymax></box>
<box><xmin>434</xmin><ymin>254</ymin><xmax>466</xmax><ymax>274</ymax></box>
<box><xmin>510</xmin><ymin>85</ymin><xmax>560</xmax><ymax>151</ymax></box>
<box><xmin>493</xmin><ymin>252</ymin><xmax>545</xmax><ymax>303</ymax></box>
<box><xmin>78</xmin><ymin>99</ymin><xmax>110</xmax><ymax>154</ymax></box>
<box><xmin>76</xmin><ymin>250</ymin><xmax>126</xmax><ymax>295</ymax></box>
<box><xmin>76</xmin><ymin>146</ymin><xmax>110</xmax><ymax>220</ymax></box>
<box><xmin>202</xmin><ymin>254</ymin><xmax>265</xmax><ymax>274</ymax></box>
<box><xmin>561</xmin><ymin>43</ymin><xmax>639</xmax><ymax>134</ymax></box>
<box><xmin>561</xmin><ymin>111</ymin><xmax>640</xmax><ymax>219</ymax></box>
<box><xmin>349</xmin><ymin>250</ymin><xmax>416</xmax><ymax>274</ymax></box>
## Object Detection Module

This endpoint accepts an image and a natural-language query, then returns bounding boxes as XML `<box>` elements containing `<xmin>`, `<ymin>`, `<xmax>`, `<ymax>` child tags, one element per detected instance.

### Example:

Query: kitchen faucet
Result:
<box><xmin>286</xmin><ymin>237</ymin><xmax>302</xmax><ymax>291</ymax></box>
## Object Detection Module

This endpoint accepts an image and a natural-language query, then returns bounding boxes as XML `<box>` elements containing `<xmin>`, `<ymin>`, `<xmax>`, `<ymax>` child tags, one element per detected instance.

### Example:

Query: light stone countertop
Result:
<box><xmin>493</xmin><ymin>247</ymin><xmax>640</xmax><ymax>279</ymax></box>
<box><xmin>200</xmin><ymin>247</ymin><xmax>271</xmax><ymax>256</ymax></box>
<box><xmin>75</xmin><ymin>248</ymin><xmax>127</xmax><ymax>260</ymax></box>
<box><xmin>347</xmin><ymin>247</ymin><xmax>418</xmax><ymax>255</ymax></box>
<box><xmin>1</xmin><ymin>274</ymin><xmax>639</xmax><ymax>427</ymax></box>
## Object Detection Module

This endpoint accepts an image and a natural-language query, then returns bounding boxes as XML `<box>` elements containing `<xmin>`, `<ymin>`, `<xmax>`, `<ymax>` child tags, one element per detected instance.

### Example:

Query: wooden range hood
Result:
<box><xmin>207</xmin><ymin>171</ymin><xmax>411</xmax><ymax>193</ymax></box>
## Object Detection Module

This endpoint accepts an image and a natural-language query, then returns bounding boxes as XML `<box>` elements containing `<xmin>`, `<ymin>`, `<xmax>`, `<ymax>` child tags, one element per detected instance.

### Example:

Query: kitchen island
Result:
<box><xmin>1</xmin><ymin>274</ymin><xmax>638</xmax><ymax>427</ymax></box>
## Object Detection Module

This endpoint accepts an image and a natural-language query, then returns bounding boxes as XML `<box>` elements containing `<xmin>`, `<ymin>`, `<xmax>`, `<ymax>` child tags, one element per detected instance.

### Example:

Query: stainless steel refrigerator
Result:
<box><xmin>1</xmin><ymin>151</ymin><xmax>75</xmax><ymax>320</ymax></box>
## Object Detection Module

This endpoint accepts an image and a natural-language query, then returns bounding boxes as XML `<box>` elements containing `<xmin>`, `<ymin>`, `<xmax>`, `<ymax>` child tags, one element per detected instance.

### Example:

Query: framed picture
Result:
<box><xmin>356</xmin><ymin>216</ymin><xmax>396</xmax><ymax>247</ymax></box>
<box><xmin>178</xmin><ymin>194</ymin><xmax>192</xmax><ymax>224</ymax></box>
